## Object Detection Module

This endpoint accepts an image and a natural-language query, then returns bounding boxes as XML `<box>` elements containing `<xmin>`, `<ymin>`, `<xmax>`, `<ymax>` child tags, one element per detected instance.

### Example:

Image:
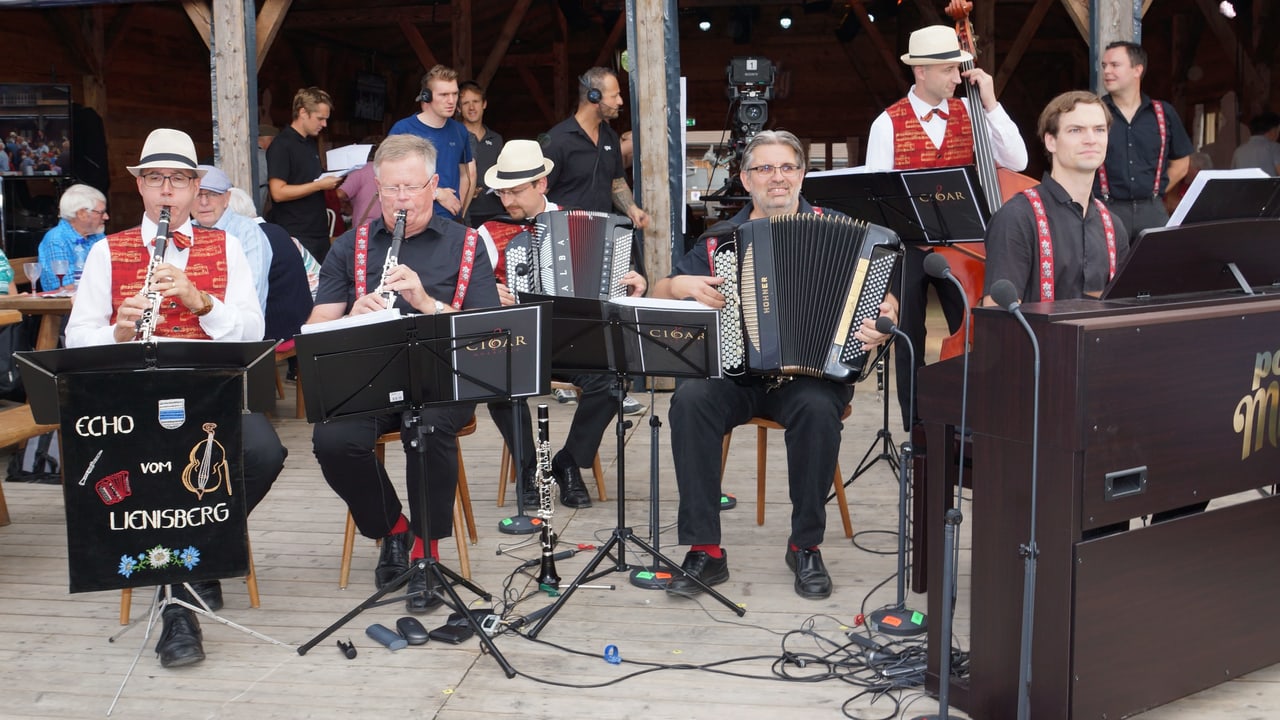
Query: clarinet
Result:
<box><xmin>534</xmin><ymin>404</ymin><xmax>561</xmax><ymax>591</ymax></box>
<box><xmin>377</xmin><ymin>209</ymin><xmax>407</xmax><ymax>307</ymax></box>
<box><xmin>135</xmin><ymin>206</ymin><xmax>171</xmax><ymax>342</ymax></box>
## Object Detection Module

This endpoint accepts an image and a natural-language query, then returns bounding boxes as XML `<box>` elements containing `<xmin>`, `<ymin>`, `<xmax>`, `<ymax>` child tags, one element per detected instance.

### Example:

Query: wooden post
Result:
<box><xmin>452</xmin><ymin>0</ymin><xmax>471</xmax><ymax>79</ymax></box>
<box><xmin>1090</xmin><ymin>0</ymin><xmax>1138</xmax><ymax>93</ymax></box>
<box><xmin>212</xmin><ymin>0</ymin><xmax>253</xmax><ymax>196</ymax></box>
<box><xmin>631</xmin><ymin>0</ymin><xmax>674</xmax><ymax>287</ymax></box>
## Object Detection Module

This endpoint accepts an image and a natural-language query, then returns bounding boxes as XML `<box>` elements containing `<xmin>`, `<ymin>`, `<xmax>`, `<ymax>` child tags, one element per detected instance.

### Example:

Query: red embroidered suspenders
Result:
<box><xmin>1021</xmin><ymin>188</ymin><xmax>1117</xmax><ymax>302</ymax></box>
<box><xmin>1098</xmin><ymin>100</ymin><xmax>1167</xmax><ymax>200</ymax></box>
<box><xmin>353</xmin><ymin>222</ymin><xmax>480</xmax><ymax>310</ymax></box>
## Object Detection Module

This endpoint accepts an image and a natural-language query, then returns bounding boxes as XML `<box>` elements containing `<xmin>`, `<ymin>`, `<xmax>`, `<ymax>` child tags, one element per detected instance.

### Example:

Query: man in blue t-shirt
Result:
<box><xmin>388</xmin><ymin>64</ymin><xmax>475</xmax><ymax>222</ymax></box>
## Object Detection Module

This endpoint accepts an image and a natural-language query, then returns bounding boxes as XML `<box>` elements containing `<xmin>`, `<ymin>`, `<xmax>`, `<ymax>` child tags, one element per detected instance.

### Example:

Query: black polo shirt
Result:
<box><xmin>673</xmin><ymin>198</ymin><xmax>825</xmax><ymax>277</ymax></box>
<box><xmin>985</xmin><ymin>174</ymin><xmax>1131</xmax><ymax>302</ymax></box>
<box><xmin>266</xmin><ymin>125</ymin><xmax>328</xmax><ymax>242</ymax></box>
<box><xmin>542</xmin><ymin>116</ymin><xmax>624</xmax><ymax>213</ymax></box>
<box><xmin>317</xmin><ymin>214</ymin><xmax>500</xmax><ymax>313</ymax></box>
<box><xmin>1095</xmin><ymin>94</ymin><xmax>1193</xmax><ymax>201</ymax></box>
<box><xmin>468</xmin><ymin>125</ymin><xmax>505</xmax><ymax>222</ymax></box>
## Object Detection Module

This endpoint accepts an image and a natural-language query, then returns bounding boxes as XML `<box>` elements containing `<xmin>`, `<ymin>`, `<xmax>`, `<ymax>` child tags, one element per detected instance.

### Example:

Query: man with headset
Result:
<box><xmin>389</xmin><ymin>65</ymin><xmax>476</xmax><ymax>222</ymax></box>
<box><xmin>541</xmin><ymin>66</ymin><xmax>649</xmax><ymax>230</ymax></box>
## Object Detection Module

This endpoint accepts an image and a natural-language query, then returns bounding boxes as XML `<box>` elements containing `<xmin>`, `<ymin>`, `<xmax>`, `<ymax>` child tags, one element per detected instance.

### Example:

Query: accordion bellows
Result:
<box><xmin>713</xmin><ymin>213</ymin><xmax>902</xmax><ymax>383</ymax></box>
<box><xmin>506</xmin><ymin>210</ymin><xmax>633</xmax><ymax>300</ymax></box>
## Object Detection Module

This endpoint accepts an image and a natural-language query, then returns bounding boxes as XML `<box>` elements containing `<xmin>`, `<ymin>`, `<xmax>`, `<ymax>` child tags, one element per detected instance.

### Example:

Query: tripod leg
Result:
<box><xmin>627</xmin><ymin>533</ymin><xmax>745</xmax><ymax>617</ymax></box>
<box><xmin>423</xmin><ymin>560</ymin><xmax>515</xmax><ymax>678</ymax></box>
<box><xmin>527</xmin><ymin>532</ymin><xmax>624</xmax><ymax>639</ymax></box>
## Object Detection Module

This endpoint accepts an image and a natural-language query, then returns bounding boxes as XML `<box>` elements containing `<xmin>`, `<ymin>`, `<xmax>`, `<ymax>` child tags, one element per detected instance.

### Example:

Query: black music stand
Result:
<box><xmin>524</xmin><ymin>295</ymin><xmax>746</xmax><ymax>638</ymax></box>
<box><xmin>292</xmin><ymin>306</ymin><xmax>550</xmax><ymax>678</ymax></box>
<box><xmin>1102</xmin><ymin>218</ymin><xmax>1280</xmax><ymax>301</ymax></box>
<box><xmin>802</xmin><ymin>166</ymin><xmax>990</xmax><ymax>245</ymax></box>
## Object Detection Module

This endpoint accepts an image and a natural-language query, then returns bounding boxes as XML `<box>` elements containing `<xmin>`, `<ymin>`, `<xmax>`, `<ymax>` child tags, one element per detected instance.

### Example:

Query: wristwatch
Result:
<box><xmin>433</xmin><ymin>299</ymin><xmax>445</xmax><ymax>315</ymax></box>
<box><xmin>191</xmin><ymin>291</ymin><xmax>215</xmax><ymax>317</ymax></box>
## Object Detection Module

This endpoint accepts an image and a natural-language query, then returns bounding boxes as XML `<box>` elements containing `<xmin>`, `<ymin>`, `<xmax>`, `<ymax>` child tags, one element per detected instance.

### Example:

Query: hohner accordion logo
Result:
<box><xmin>759</xmin><ymin>275</ymin><xmax>771</xmax><ymax>315</ymax></box>
<box><xmin>1234</xmin><ymin>350</ymin><xmax>1280</xmax><ymax>461</ymax></box>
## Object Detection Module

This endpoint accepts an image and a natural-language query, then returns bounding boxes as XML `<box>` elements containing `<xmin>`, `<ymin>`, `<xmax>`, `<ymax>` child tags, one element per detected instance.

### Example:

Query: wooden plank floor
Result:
<box><xmin>2</xmin><ymin>367</ymin><xmax>1278</xmax><ymax>719</ymax></box>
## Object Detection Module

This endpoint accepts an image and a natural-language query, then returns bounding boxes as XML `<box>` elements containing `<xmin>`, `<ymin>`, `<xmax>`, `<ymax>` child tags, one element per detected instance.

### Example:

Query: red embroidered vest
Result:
<box><xmin>108</xmin><ymin>226</ymin><xmax>229</xmax><ymax>339</ymax></box>
<box><xmin>481</xmin><ymin>220</ymin><xmax>528</xmax><ymax>285</ymax></box>
<box><xmin>888</xmin><ymin>97</ymin><xmax>975</xmax><ymax>170</ymax></box>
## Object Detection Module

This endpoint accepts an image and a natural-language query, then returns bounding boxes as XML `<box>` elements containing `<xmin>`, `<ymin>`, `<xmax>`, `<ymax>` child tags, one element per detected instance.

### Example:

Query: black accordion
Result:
<box><xmin>712</xmin><ymin>213</ymin><xmax>902</xmax><ymax>383</ymax></box>
<box><xmin>505</xmin><ymin>210</ymin><xmax>633</xmax><ymax>300</ymax></box>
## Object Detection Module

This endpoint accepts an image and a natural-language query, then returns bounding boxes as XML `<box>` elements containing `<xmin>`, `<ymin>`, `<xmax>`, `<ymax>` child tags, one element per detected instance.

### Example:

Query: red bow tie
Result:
<box><xmin>153</xmin><ymin>231</ymin><xmax>191</xmax><ymax>250</ymax></box>
<box><xmin>921</xmin><ymin>108</ymin><xmax>949</xmax><ymax>122</ymax></box>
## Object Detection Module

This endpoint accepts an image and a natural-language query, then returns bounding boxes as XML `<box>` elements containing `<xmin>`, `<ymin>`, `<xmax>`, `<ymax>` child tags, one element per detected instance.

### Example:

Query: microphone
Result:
<box><xmin>990</xmin><ymin>277</ymin><xmax>1042</xmax><ymax>720</ymax></box>
<box><xmin>874</xmin><ymin>316</ymin><xmax>914</xmax><ymax>428</ymax></box>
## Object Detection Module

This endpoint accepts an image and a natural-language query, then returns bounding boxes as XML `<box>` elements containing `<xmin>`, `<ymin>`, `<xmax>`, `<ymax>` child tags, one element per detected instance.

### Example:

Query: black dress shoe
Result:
<box><xmin>376</xmin><ymin>529</ymin><xmax>413</xmax><ymax>590</ymax></box>
<box><xmin>156</xmin><ymin>605</ymin><xmax>205</xmax><ymax>668</ymax></box>
<box><xmin>552</xmin><ymin>450</ymin><xmax>592</xmax><ymax>508</ymax></box>
<box><xmin>785</xmin><ymin>547</ymin><xmax>833</xmax><ymax>600</ymax></box>
<box><xmin>519</xmin><ymin>467</ymin><xmax>542</xmax><ymax>513</ymax></box>
<box><xmin>190</xmin><ymin>580</ymin><xmax>223</xmax><ymax>612</ymax></box>
<box><xmin>666</xmin><ymin>550</ymin><xmax>730</xmax><ymax>597</ymax></box>
<box><xmin>405</xmin><ymin>565</ymin><xmax>444</xmax><ymax>614</ymax></box>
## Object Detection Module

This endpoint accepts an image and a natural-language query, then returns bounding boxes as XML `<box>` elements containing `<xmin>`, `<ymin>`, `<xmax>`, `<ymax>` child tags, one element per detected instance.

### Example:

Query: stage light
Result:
<box><xmin>779</xmin><ymin>8</ymin><xmax>793</xmax><ymax>30</ymax></box>
<box><xmin>698</xmin><ymin>12</ymin><xmax>712</xmax><ymax>32</ymax></box>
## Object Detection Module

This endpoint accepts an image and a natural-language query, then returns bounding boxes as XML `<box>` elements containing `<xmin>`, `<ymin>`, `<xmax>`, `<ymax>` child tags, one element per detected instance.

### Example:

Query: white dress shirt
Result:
<box><xmin>66</xmin><ymin>215</ymin><xmax>265</xmax><ymax>347</ymax></box>
<box><xmin>865</xmin><ymin>85</ymin><xmax>1028</xmax><ymax>172</ymax></box>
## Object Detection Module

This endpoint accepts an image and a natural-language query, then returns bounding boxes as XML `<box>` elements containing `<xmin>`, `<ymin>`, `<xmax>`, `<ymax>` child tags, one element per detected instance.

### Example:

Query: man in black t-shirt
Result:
<box><xmin>267</xmin><ymin>87</ymin><xmax>344</xmax><ymax>262</ymax></box>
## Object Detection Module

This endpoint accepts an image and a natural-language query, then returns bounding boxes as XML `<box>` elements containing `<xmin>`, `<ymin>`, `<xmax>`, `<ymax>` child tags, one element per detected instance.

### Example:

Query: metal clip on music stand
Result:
<box><xmin>522</xmin><ymin>295</ymin><xmax>746</xmax><ymax>639</ymax></box>
<box><xmin>292</xmin><ymin>306</ymin><xmax>551</xmax><ymax>678</ymax></box>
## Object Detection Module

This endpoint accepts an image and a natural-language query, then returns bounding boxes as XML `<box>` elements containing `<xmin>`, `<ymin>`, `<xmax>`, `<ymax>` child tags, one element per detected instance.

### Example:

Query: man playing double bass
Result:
<box><xmin>865</xmin><ymin>24</ymin><xmax>1028</xmax><ymax>428</ymax></box>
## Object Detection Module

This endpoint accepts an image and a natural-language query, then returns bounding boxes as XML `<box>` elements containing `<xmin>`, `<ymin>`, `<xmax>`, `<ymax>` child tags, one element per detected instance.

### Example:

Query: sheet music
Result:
<box><xmin>322</xmin><ymin>143</ymin><xmax>373</xmax><ymax>176</ymax></box>
<box><xmin>299</xmin><ymin>308</ymin><xmax>402</xmax><ymax>334</ymax></box>
<box><xmin>1166</xmin><ymin>168</ymin><xmax>1268</xmax><ymax>226</ymax></box>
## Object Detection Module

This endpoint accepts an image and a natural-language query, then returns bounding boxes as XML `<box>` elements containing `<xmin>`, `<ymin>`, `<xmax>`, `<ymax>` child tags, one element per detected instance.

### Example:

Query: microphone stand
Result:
<box><xmin>868</xmin><ymin>317</ymin><xmax>925</xmax><ymax>638</ymax></box>
<box><xmin>913</xmin><ymin>256</ymin><xmax>973</xmax><ymax>719</ymax></box>
<box><xmin>992</xmin><ymin>280</ymin><xmax>1041</xmax><ymax>720</ymax></box>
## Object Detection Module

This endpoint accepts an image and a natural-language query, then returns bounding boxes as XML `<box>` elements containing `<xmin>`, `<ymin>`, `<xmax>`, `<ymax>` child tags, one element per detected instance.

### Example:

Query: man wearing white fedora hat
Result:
<box><xmin>477</xmin><ymin>139</ymin><xmax>646</xmax><ymax>511</ymax></box>
<box><xmin>866</xmin><ymin>24</ymin><xmax>1028</xmax><ymax>428</ymax></box>
<box><xmin>66</xmin><ymin>127</ymin><xmax>287</xmax><ymax>669</ymax></box>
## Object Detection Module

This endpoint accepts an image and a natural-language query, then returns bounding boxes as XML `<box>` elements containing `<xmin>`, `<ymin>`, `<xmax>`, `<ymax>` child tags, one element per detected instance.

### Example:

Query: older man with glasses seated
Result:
<box><xmin>38</xmin><ymin>183</ymin><xmax>109</xmax><ymax>291</ymax></box>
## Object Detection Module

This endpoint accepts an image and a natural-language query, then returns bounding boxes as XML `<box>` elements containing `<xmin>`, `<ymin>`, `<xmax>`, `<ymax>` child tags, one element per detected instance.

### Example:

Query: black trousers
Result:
<box><xmin>670</xmin><ymin>376</ymin><xmax>853</xmax><ymax>550</ymax></box>
<box><xmin>312</xmin><ymin>403</ymin><xmax>474</xmax><ymax>541</ymax></box>
<box><xmin>487</xmin><ymin>373</ymin><xmax>618</xmax><ymax>472</ymax></box>
<box><xmin>241</xmin><ymin>412</ymin><xmax>286</xmax><ymax>515</ymax></box>
<box><xmin>1103</xmin><ymin>196</ymin><xmax>1167</xmax><ymax>243</ymax></box>
<box><xmin>895</xmin><ymin>245</ymin><xmax>966</xmax><ymax>429</ymax></box>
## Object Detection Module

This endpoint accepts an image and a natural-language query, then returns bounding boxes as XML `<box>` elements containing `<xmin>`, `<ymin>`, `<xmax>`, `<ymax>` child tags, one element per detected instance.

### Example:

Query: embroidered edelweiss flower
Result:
<box><xmin>179</xmin><ymin>546</ymin><xmax>201</xmax><ymax>570</ymax></box>
<box><xmin>118</xmin><ymin>555</ymin><xmax>138</xmax><ymax>578</ymax></box>
<box><xmin>146</xmin><ymin>545</ymin><xmax>172</xmax><ymax>568</ymax></box>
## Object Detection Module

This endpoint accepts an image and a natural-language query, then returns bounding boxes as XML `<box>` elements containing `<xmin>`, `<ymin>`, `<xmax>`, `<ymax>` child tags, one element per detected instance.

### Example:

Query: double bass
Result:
<box><xmin>935</xmin><ymin>0</ymin><xmax>1037</xmax><ymax>359</ymax></box>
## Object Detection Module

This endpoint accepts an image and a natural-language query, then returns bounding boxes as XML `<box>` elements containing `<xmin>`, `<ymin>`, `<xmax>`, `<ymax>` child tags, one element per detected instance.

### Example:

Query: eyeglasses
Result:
<box><xmin>377</xmin><ymin>184</ymin><xmax>429</xmax><ymax>198</ymax></box>
<box><xmin>745</xmin><ymin>164</ymin><xmax>802</xmax><ymax>177</ymax></box>
<box><xmin>141</xmin><ymin>172</ymin><xmax>195</xmax><ymax>188</ymax></box>
<box><xmin>493</xmin><ymin>183</ymin><xmax>534</xmax><ymax>199</ymax></box>
<box><xmin>87</xmin><ymin>208</ymin><xmax>107</xmax><ymax>216</ymax></box>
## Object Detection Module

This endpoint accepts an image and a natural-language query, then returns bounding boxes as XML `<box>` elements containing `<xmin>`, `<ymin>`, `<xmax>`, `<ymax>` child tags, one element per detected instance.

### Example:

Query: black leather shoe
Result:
<box><xmin>405</xmin><ymin>565</ymin><xmax>443</xmax><ymax>614</ymax></box>
<box><xmin>376</xmin><ymin>529</ymin><xmax>413</xmax><ymax>590</ymax></box>
<box><xmin>666</xmin><ymin>550</ymin><xmax>730</xmax><ymax>597</ymax></box>
<box><xmin>552</xmin><ymin>451</ymin><xmax>592</xmax><ymax>508</ymax></box>
<box><xmin>785</xmin><ymin>547</ymin><xmax>833</xmax><ymax>600</ymax></box>
<box><xmin>519</xmin><ymin>467</ymin><xmax>541</xmax><ymax>513</ymax></box>
<box><xmin>156</xmin><ymin>605</ymin><xmax>205</xmax><ymax>668</ymax></box>
<box><xmin>190</xmin><ymin>580</ymin><xmax>223</xmax><ymax>612</ymax></box>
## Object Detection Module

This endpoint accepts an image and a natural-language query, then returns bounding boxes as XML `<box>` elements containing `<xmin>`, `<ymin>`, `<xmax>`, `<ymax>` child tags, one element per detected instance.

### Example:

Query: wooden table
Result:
<box><xmin>0</xmin><ymin>295</ymin><xmax>74</xmax><ymax>350</ymax></box>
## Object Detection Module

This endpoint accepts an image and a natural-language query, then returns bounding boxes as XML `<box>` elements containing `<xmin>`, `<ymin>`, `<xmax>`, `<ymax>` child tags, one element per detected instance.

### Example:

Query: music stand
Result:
<box><xmin>1101</xmin><ymin>218</ymin><xmax>1280</xmax><ymax>301</ymax></box>
<box><xmin>802</xmin><ymin>166</ymin><xmax>990</xmax><ymax>245</ymax></box>
<box><xmin>292</xmin><ymin>305</ymin><xmax>549</xmax><ymax>678</ymax></box>
<box><xmin>525</xmin><ymin>295</ymin><xmax>746</xmax><ymax>638</ymax></box>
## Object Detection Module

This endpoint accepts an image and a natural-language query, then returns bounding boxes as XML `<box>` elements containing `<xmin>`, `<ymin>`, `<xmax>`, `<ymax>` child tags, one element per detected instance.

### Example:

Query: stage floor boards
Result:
<box><xmin>1</xmin><ymin>312</ymin><xmax>1276</xmax><ymax>719</ymax></box>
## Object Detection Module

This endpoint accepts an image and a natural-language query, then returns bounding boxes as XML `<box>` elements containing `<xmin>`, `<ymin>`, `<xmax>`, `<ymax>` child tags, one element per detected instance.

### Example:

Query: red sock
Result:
<box><xmin>691</xmin><ymin>544</ymin><xmax>723</xmax><ymax>559</ymax></box>
<box><xmin>429</xmin><ymin>539</ymin><xmax>439</xmax><ymax>560</ymax></box>
<box><xmin>789</xmin><ymin>543</ymin><xmax>819</xmax><ymax>552</ymax></box>
<box><xmin>410</xmin><ymin>537</ymin><xmax>425</xmax><ymax>561</ymax></box>
<box><xmin>390</xmin><ymin>515</ymin><xmax>410</xmax><ymax>535</ymax></box>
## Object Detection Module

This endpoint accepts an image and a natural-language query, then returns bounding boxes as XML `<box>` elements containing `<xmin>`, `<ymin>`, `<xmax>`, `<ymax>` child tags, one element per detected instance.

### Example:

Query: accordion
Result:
<box><xmin>506</xmin><ymin>210</ymin><xmax>633</xmax><ymax>300</ymax></box>
<box><xmin>712</xmin><ymin>213</ymin><xmax>902</xmax><ymax>383</ymax></box>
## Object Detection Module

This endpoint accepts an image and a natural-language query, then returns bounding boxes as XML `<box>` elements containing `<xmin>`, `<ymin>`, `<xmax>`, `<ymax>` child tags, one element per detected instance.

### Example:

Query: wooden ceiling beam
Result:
<box><xmin>995</xmin><ymin>0</ymin><xmax>1057</xmax><ymax>96</ymax></box>
<box><xmin>594</xmin><ymin>11</ymin><xmax>627</xmax><ymax>69</ymax></box>
<box><xmin>288</xmin><ymin>5</ymin><xmax>449</xmax><ymax>30</ymax></box>
<box><xmin>103</xmin><ymin>3</ymin><xmax>134</xmax><ymax>66</ymax></box>
<box><xmin>515</xmin><ymin>65</ymin><xmax>557</xmax><ymax>127</ymax></box>
<box><xmin>46</xmin><ymin>8</ymin><xmax>102</xmax><ymax>78</ymax></box>
<box><xmin>400</xmin><ymin>18</ymin><xmax>440</xmax><ymax>71</ymax></box>
<box><xmin>183</xmin><ymin>0</ymin><xmax>212</xmax><ymax>49</ymax></box>
<box><xmin>477</xmin><ymin>0</ymin><xmax>533</xmax><ymax>87</ymax></box>
<box><xmin>255</xmin><ymin>0</ymin><xmax>292</xmax><ymax>73</ymax></box>
<box><xmin>849</xmin><ymin>1</ymin><xmax>908</xmax><ymax>96</ymax></box>
<box><xmin>452</xmin><ymin>0</ymin><xmax>471</xmax><ymax>79</ymax></box>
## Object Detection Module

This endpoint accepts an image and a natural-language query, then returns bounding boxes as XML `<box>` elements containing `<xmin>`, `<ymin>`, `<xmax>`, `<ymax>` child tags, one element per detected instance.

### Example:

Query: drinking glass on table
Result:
<box><xmin>51</xmin><ymin>259</ymin><xmax>69</xmax><ymax>288</ymax></box>
<box><xmin>22</xmin><ymin>262</ymin><xmax>41</xmax><ymax>292</ymax></box>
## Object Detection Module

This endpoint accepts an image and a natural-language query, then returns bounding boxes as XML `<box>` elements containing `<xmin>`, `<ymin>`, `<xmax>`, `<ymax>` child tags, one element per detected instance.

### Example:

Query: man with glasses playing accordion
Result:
<box><xmin>653</xmin><ymin>130</ymin><xmax>899</xmax><ymax>600</ymax></box>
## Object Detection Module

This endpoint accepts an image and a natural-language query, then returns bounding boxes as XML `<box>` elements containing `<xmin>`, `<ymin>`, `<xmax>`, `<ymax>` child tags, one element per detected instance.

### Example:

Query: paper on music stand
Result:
<box><xmin>609</xmin><ymin>296</ymin><xmax>722</xmax><ymax>379</ymax></box>
<box><xmin>1165</xmin><ymin>168</ymin><xmax>1268</xmax><ymax>226</ymax></box>
<box><xmin>317</xmin><ymin>143</ymin><xmax>374</xmax><ymax>180</ymax></box>
<box><xmin>299</xmin><ymin>307</ymin><xmax>401</xmax><ymax>334</ymax></box>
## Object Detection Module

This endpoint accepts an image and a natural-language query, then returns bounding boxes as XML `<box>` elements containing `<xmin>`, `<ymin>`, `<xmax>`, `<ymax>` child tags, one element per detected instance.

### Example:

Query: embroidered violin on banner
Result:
<box><xmin>182</xmin><ymin>422</ymin><xmax>231</xmax><ymax>500</ymax></box>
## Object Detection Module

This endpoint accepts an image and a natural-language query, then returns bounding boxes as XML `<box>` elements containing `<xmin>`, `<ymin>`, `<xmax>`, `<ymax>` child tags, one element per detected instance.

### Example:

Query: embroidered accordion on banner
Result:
<box><xmin>712</xmin><ymin>213</ymin><xmax>902</xmax><ymax>383</ymax></box>
<box><xmin>506</xmin><ymin>210</ymin><xmax>633</xmax><ymax>300</ymax></box>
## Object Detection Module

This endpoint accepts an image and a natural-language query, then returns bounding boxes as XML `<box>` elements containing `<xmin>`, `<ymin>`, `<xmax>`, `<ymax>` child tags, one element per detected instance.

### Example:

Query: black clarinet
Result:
<box><xmin>377</xmin><ymin>209</ymin><xmax>407</xmax><ymax>307</ymax></box>
<box><xmin>534</xmin><ymin>404</ymin><xmax>560</xmax><ymax>591</ymax></box>
<box><xmin>135</xmin><ymin>206</ymin><xmax>171</xmax><ymax>342</ymax></box>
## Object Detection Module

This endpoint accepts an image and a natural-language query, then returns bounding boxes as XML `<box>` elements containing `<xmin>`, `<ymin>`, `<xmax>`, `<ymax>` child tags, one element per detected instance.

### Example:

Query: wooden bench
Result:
<box><xmin>0</xmin><ymin>403</ymin><xmax>60</xmax><ymax>527</ymax></box>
